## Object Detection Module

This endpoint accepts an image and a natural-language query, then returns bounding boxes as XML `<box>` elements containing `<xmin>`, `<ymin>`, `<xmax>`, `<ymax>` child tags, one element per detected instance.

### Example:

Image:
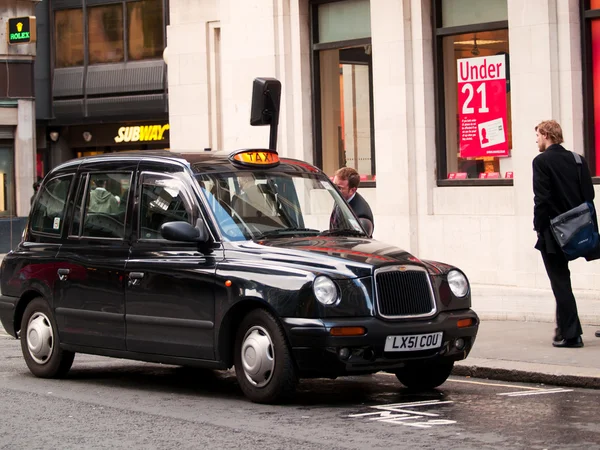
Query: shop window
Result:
<box><xmin>128</xmin><ymin>0</ymin><xmax>164</xmax><ymax>61</ymax></box>
<box><xmin>0</xmin><ymin>146</ymin><xmax>15</xmax><ymax>217</ymax></box>
<box><xmin>311</xmin><ymin>0</ymin><xmax>375</xmax><ymax>181</ymax></box>
<box><xmin>583</xmin><ymin>0</ymin><xmax>600</xmax><ymax>176</ymax></box>
<box><xmin>434</xmin><ymin>0</ymin><xmax>511</xmax><ymax>182</ymax></box>
<box><xmin>85</xmin><ymin>1</ymin><xmax>164</xmax><ymax>65</ymax></box>
<box><xmin>55</xmin><ymin>9</ymin><xmax>84</xmax><ymax>68</ymax></box>
<box><xmin>88</xmin><ymin>4</ymin><xmax>124</xmax><ymax>64</ymax></box>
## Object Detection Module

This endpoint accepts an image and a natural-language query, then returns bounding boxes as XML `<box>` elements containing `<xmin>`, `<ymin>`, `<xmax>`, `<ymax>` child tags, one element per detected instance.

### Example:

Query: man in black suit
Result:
<box><xmin>331</xmin><ymin>167</ymin><xmax>374</xmax><ymax>234</ymax></box>
<box><xmin>533</xmin><ymin>120</ymin><xmax>594</xmax><ymax>348</ymax></box>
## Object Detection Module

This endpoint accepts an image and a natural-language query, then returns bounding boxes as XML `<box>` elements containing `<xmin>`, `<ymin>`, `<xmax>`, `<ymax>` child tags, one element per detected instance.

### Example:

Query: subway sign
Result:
<box><xmin>7</xmin><ymin>17</ymin><xmax>36</xmax><ymax>45</ymax></box>
<box><xmin>114</xmin><ymin>124</ymin><xmax>170</xmax><ymax>143</ymax></box>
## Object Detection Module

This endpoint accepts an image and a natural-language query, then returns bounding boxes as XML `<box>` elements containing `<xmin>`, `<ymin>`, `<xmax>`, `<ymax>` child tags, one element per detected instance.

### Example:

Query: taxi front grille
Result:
<box><xmin>374</xmin><ymin>267</ymin><xmax>436</xmax><ymax>318</ymax></box>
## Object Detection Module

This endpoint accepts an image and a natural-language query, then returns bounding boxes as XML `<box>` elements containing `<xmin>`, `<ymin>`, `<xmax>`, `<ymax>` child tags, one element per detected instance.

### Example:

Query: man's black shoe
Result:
<box><xmin>553</xmin><ymin>328</ymin><xmax>563</xmax><ymax>342</ymax></box>
<box><xmin>552</xmin><ymin>336</ymin><xmax>584</xmax><ymax>348</ymax></box>
<box><xmin>596</xmin><ymin>330</ymin><xmax>600</xmax><ymax>338</ymax></box>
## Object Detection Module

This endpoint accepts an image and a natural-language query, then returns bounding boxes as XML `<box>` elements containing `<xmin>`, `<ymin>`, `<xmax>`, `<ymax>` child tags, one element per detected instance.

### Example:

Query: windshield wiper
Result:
<box><xmin>254</xmin><ymin>228</ymin><xmax>321</xmax><ymax>239</ymax></box>
<box><xmin>320</xmin><ymin>229</ymin><xmax>366</xmax><ymax>237</ymax></box>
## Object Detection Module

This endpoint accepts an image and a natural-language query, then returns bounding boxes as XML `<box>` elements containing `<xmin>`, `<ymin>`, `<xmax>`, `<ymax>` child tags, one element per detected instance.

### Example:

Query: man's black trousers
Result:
<box><xmin>540</xmin><ymin>249</ymin><xmax>583</xmax><ymax>340</ymax></box>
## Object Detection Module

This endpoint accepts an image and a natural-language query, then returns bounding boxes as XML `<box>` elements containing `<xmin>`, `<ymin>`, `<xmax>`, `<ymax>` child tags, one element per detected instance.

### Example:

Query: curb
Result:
<box><xmin>453</xmin><ymin>364</ymin><xmax>600</xmax><ymax>390</ymax></box>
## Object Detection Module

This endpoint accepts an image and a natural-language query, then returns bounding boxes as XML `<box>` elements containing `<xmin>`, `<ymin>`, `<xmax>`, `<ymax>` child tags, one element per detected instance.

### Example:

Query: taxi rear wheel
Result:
<box><xmin>394</xmin><ymin>362</ymin><xmax>454</xmax><ymax>390</ymax></box>
<box><xmin>234</xmin><ymin>309</ymin><xmax>298</xmax><ymax>403</ymax></box>
<box><xmin>20</xmin><ymin>298</ymin><xmax>75</xmax><ymax>378</ymax></box>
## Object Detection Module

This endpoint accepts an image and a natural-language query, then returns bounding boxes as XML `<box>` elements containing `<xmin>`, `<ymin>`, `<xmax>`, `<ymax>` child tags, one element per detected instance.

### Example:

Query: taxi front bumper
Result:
<box><xmin>281</xmin><ymin>309</ymin><xmax>479</xmax><ymax>377</ymax></box>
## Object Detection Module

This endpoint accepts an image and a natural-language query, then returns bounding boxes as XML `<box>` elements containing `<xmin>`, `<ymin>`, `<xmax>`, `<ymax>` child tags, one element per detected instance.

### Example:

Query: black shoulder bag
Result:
<box><xmin>549</xmin><ymin>152</ymin><xmax>600</xmax><ymax>261</ymax></box>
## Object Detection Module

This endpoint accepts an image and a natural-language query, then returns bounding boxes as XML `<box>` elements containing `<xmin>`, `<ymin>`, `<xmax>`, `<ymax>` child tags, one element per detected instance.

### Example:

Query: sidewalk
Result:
<box><xmin>454</xmin><ymin>320</ymin><xmax>600</xmax><ymax>389</ymax></box>
<box><xmin>1</xmin><ymin>252</ymin><xmax>599</xmax><ymax>389</ymax></box>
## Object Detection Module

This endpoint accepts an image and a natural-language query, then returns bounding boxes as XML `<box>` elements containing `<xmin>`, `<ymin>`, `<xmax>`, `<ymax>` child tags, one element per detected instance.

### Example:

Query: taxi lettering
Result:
<box><xmin>114</xmin><ymin>124</ymin><xmax>170</xmax><ymax>143</ymax></box>
<box><xmin>250</xmin><ymin>152</ymin><xmax>273</xmax><ymax>163</ymax></box>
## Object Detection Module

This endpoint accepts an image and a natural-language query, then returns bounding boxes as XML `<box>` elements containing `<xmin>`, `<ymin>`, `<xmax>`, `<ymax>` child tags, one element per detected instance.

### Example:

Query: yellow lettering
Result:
<box><xmin>114</xmin><ymin>124</ymin><xmax>169</xmax><ymax>143</ymax></box>
<box><xmin>149</xmin><ymin>126</ymin><xmax>159</xmax><ymax>141</ymax></box>
<box><xmin>158</xmin><ymin>124</ymin><xmax>170</xmax><ymax>140</ymax></box>
<box><xmin>139</xmin><ymin>126</ymin><xmax>152</xmax><ymax>141</ymax></box>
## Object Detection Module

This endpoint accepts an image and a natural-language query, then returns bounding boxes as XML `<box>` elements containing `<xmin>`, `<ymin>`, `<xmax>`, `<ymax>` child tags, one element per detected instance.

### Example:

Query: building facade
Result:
<box><xmin>166</xmin><ymin>0</ymin><xmax>600</xmax><ymax>323</ymax></box>
<box><xmin>0</xmin><ymin>0</ymin><xmax>39</xmax><ymax>251</ymax></box>
<box><xmin>39</xmin><ymin>0</ymin><xmax>170</xmax><ymax>168</ymax></box>
<box><xmin>0</xmin><ymin>0</ymin><xmax>170</xmax><ymax>251</ymax></box>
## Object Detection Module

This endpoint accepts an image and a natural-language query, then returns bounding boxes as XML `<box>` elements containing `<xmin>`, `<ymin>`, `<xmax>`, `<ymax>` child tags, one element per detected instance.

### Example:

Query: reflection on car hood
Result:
<box><xmin>226</xmin><ymin>236</ymin><xmax>426</xmax><ymax>278</ymax></box>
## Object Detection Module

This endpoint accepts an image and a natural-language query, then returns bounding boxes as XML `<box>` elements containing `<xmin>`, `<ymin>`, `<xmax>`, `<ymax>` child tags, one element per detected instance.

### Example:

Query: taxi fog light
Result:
<box><xmin>454</xmin><ymin>338</ymin><xmax>466</xmax><ymax>350</ymax></box>
<box><xmin>313</xmin><ymin>276</ymin><xmax>339</xmax><ymax>305</ymax></box>
<box><xmin>330</xmin><ymin>326</ymin><xmax>366</xmax><ymax>336</ymax></box>
<box><xmin>338</xmin><ymin>347</ymin><xmax>350</xmax><ymax>360</ymax></box>
<box><xmin>457</xmin><ymin>318</ymin><xmax>474</xmax><ymax>328</ymax></box>
<box><xmin>448</xmin><ymin>270</ymin><xmax>469</xmax><ymax>298</ymax></box>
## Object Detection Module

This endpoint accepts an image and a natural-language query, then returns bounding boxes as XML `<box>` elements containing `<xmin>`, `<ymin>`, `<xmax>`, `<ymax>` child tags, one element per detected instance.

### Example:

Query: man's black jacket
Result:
<box><xmin>349</xmin><ymin>192</ymin><xmax>374</xmax><ymax>227</ymax></box>
<box><xmin>532</xmin><ymin>144</ymin><xmax>595</xmax><ymax>253</ymax></box>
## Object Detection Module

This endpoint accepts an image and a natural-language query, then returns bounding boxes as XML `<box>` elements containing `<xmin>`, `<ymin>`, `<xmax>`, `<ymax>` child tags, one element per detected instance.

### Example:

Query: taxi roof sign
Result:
<box><xmin>230</xmin><ymin>149</ymin><xmax>280</xmax><ymax>167</ymax></box>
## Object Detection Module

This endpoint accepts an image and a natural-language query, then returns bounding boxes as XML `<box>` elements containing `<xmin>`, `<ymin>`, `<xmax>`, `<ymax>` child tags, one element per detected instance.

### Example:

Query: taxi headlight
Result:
<box><xmin>313</xmin><ymin>276</ymin><xmax>339</xmax><ymax>305</ymax></box>
<box><xmin>447</xmin><ymin>270</ymin><xmax>469</xmax><ymax>298</ymax></box>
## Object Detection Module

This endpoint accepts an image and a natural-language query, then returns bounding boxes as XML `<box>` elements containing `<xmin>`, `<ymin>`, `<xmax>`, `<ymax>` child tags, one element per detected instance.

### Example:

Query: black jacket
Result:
<box><xmin>349</xmin><ymin>192</ymin><xmax>374</xmax><ymax>227</ymax></box>
<box><xmin>532</xmin><ymin>144</ymin><xmax>595</xmax><ymax>252</ymax></box>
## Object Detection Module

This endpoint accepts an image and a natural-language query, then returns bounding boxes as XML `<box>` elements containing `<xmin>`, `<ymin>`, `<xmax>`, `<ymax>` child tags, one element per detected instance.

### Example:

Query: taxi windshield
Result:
<box><xmin>195</xmin><ymin>171</ymin><xmax>366</xmax><ymax>241</ymax></box>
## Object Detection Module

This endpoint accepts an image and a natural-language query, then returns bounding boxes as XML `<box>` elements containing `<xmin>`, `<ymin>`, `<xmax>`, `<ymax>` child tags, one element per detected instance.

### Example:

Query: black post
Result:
<box><xmin>269</xmin><ymin>109</ymin><xmax>279</xmax><ymax>151</ymax></box>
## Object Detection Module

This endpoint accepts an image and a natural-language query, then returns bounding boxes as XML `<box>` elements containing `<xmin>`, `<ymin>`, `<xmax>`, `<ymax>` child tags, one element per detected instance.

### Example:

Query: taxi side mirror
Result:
<box><xmin>250</xmin><ymin>77</ymin><xmax>281</xmax><ymax>151</ymax></box>
<box><xmin>160</xmin><ymin>219</ymin><xmax>209</xmax><ymax>243</ymax></box>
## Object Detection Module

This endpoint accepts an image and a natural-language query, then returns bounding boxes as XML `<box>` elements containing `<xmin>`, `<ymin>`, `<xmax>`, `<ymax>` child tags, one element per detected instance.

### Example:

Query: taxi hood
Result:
<box><xmin>227</xmin><ymin>236</ymin><xmax>428</xmax><ymax>278</ymax></box>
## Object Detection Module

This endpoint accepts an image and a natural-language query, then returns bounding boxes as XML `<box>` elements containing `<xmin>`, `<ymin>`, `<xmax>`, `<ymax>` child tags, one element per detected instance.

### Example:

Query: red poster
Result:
<box><xmin>457</xmin><ymin>55</ymin><xmax>509</xmax><ymax>158</ymax></box>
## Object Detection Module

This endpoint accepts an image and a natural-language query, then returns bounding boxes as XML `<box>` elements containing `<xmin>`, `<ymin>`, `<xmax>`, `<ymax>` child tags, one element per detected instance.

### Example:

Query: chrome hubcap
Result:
<box><xmin>241</xmin><ymin>326</ymin><xmax>274</xmax><ymax>387</ymax></box>
<box><xmin>26</xmin><ymin>312</ymin><xmax>54</xmax><ymax>365</ymax></box>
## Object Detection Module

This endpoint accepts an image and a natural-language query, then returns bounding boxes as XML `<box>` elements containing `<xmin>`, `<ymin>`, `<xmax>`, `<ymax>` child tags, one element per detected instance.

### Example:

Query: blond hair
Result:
<box><xmin>535</xmin><ymin>120</ymin><xmax>564</xmax><ymax>145</ymax></box>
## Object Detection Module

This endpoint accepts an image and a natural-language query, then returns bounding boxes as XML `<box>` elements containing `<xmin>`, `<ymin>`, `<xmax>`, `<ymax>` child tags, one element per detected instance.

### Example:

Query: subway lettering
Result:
<box><xmin>114</xmin><ymin>124</ymin><xmax>170</xmax><ymax>143</ymax></box>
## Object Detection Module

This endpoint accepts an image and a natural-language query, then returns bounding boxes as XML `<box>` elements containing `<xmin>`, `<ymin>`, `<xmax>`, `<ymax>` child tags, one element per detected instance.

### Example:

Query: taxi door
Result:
<box><xmin>125</xmin><ymin>163</ymin><xmax>219</xmax><ymax>360</ymax></box>
<box><xmin>54</xmin><ymin>163</ymin><xmax>136</xmax><ymax>350</ymax></box>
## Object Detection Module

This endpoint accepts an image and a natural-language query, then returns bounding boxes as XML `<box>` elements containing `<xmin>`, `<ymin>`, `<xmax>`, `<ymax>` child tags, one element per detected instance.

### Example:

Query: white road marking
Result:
<box><xmin>498</xmin><ymin>388</ymin><xmax>573</xmax><ymax>397</ymax></box>
<box><xmin>349</xmin><ymin>400</ymin><xmax>456</xmax><ymax>428</ymax></box>
<box><xmin>447</xmin><ymin>378</ymin><xmax>540</xmax><ymax>390</ymax></box>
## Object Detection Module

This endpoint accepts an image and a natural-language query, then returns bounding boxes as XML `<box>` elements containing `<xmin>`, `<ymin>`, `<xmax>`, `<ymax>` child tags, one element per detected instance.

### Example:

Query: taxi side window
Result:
<box><xmin>73</xmin><ymin>172</ymin><xmax>132</xmax><ymax>239</ymax></box>
<box><xmin>30</xmin><ymin>175</ymin><xmax>73</xmax><ymax>235</ymax></box>
<box><xmin>139</xmin><ymin>172</ymin><xmax>193</xmax><ymax>240</ymax></box>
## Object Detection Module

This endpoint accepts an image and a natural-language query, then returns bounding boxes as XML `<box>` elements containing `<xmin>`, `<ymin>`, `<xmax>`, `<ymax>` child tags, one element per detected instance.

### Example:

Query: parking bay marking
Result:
<box><xmin>348</xmin><ymin>400</ymin><xmax>456</xmax><ymax>428</ymax></box>
<box><xmin>447</xmin><ymin>378</ymin><xmax>540</xmax><ymax>390</ymax></box>
<box><xmin>448</xmin><ymin>378</ymin><xmax>573</xmax><ymax>396</ymax></box>
<box><xmin>497</xmin><ymin>387</ymin><xmax>573</xmax><ymax>397</ymax></box>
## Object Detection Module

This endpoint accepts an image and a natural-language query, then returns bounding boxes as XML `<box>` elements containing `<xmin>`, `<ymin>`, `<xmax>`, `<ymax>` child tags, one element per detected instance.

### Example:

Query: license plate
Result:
<box><xmin>384</xmin><ymin>332</ymin><xmax>443</xmax><ymax>352</ymax></box>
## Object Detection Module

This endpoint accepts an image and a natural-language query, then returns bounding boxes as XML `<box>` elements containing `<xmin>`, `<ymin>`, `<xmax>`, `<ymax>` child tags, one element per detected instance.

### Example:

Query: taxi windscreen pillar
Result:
<box><xmin>250</xmin><ymin>78</ymin><xmax>281</xmax><ymax>151</ymax></box>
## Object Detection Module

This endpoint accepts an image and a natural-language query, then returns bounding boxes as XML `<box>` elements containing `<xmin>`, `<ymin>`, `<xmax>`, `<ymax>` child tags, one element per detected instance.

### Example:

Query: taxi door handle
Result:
<box><xmin>57</xmin><ymin>268</ymin><xmax>70</xmax><ymax>281</ymax></box>
<box><xmin>128</xmin><ymin>272</ymin><xmax>145</xmax><ymax>287</ymax></box>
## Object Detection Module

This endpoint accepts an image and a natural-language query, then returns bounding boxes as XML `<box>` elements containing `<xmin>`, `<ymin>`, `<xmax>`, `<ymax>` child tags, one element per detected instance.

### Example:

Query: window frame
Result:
<box><xmin>137</xmin><ymin>171</ymin><xmax>197</xmax><ymax>242</ymax></box>
<box><xmin>309</xmin><ymin>0</ymin><xmax>376</xmax><ymax>187</ymax></box>
<box><xmin>432</xmin><ymin>0</ymin><xmax>511</xmax><ymax>186</ymax></box>
<box><xmin>52</xmin><ymin>0</ymin><xmax>167</xmax><ymax>69</ymax></box>
<box><xmin>581</xmin><ymin>0</ymin><xmax>600</xmax><ymax>180</ymax></box>
<box><xmin>68</xmin><ymin>171</ymin><xmax>133</xmax><ymax>241</ymax></box>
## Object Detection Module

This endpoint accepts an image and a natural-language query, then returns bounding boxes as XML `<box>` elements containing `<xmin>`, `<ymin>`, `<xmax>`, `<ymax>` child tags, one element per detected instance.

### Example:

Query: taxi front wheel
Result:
<box><xmin>20</xmin><ymin>297</ymin><xmax>75</xmax><ymax>378</ymax></box>
<box><xmin>234</xmin><ymin>309</ymin><xmax>298</xmax><ymax>403</ymax></box>
<box><xmin>395</xmin><ymin>362</ymin><xmax>454</xmax><ymax>390</ymax></box>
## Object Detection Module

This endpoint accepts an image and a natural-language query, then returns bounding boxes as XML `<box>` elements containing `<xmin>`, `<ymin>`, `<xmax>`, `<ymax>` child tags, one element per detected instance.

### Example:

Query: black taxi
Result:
<box><xmin>0</xmin><ymin>147</ymin><xmax>478</xmax><ymax>403</ymax></box>
<box><xmin>0</xmin><ymin>79</ymin><xmax>478</xmax><ymax>403</ymax></box>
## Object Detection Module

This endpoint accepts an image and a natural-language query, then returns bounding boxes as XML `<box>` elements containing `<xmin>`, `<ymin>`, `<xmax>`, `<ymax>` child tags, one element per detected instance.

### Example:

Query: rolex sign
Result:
<box><xmin>7</xmin><ymin>17</ymin><xmax>36</xmax><ymax>45</ymax></box>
